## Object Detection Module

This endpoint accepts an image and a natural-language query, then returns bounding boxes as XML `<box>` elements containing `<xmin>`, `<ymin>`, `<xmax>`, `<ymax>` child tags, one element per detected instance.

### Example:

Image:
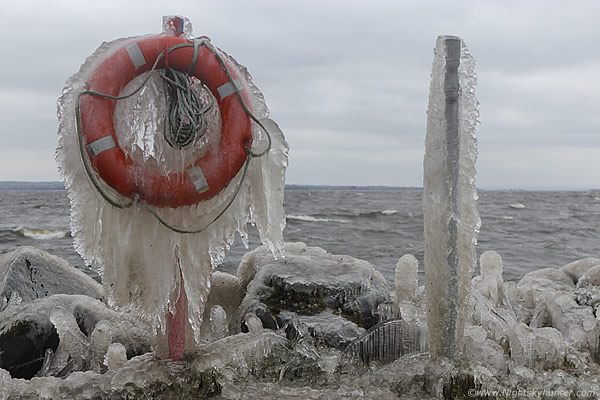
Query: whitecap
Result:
<box><xmin>286</xmin><ymin>215</ymin><xmax>348</xmax><ymax>223</ymax></box>
<box><xmin>19</xmin><ymin>227</ymin><xmax>68</xmax><ymax>240</ymax></box>
<box><xmin>381</xmin><ymin>210</ymin><xmax>398</xmax><ymax>215</ymax></box>
<box><xmin>508</xmin><ymin>203</ymin><xmax>526</xmax><ymax>209</ymax></box>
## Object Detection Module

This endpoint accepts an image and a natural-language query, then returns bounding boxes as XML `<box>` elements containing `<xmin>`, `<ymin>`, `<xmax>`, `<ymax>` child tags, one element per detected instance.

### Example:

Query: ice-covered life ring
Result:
<box><xmin>78</xmin><ymin>35</ymin><xmax>253</xmax><ymax>208</ymax></box>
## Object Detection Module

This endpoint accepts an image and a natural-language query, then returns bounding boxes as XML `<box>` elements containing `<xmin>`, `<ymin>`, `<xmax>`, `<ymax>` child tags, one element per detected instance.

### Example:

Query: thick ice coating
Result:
<box><xmin>423</xmin><ymin>35</ymin><xmax>480</xmax><ymax>359</ymax></box>
<box><xmin>55</xmin><ymin>20</ymin><xmax>288</xmax><ymax>347</ymax></box>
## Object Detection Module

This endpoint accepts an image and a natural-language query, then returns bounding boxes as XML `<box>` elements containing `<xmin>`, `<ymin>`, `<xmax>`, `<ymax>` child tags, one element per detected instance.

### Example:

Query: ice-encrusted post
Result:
<box><xmin>423</xmin><ymin>36</ymin><xmax>480</xmax><ymax>359</ymax></box>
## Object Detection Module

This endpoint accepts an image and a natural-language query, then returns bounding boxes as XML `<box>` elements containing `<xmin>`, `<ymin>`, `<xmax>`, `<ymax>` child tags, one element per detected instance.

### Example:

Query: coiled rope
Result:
<box><xmin>74</xmin><ymin>39</ymin><xmax>273</xmax><ymax>234</ymax></box>
<box><xmin>160</xmin><ymin>67</ymin><xmax>213</xmax><ymax>149</ymax></box>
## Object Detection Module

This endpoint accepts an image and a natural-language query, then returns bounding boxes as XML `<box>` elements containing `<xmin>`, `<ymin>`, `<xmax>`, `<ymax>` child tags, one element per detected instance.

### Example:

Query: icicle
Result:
<box><xmin>209</xmin><ymin>305</ymin><xmax>229</xmax><ymax>341</ymax></box>
<box><xmin>345</xmin><ymin>317</ymin><xmax>427</xmax><ymax>364</ymax></box>
<box><xmin>423</xmin><ymin>35</ymin><xmax>480</xmax><ymax>359</ymax></box>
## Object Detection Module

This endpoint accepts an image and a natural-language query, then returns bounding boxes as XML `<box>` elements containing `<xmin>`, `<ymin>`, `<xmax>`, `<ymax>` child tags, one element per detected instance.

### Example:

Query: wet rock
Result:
<box><xmin>236</xmin><ymin>242</ymin><xmax>391</xmax><ymax>348</ymax></box>
<box><xmin>0</xmin><ymin>246</ymin><xmax>103</xmax><ymax>302</ymax></box>
<box><xmin>560</xmin><ymin>258</ymin><xmax>600</xmax><ymax>284</ymax></box>
<box><xmin>0</xmin><ymin>294</ymin><xmax>151</xmax><ymax>379</ymax></box>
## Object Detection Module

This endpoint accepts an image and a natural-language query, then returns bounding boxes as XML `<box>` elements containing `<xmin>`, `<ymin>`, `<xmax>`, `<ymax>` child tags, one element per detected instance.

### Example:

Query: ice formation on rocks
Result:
<box><xmin>472</xmin><ymin>251</ymin><xmax>505</xmax><ymax>307</ymax></box>
<box><xmin>560</xmin><ymin>257</ymin><xmax>600</xmax><ymax>284</ymax></box>
<box><xmin>104</xmin><ymin>342</ymin><xmax>127</xmax><ymax>371</ymax></box>
<box><xmin>208</xmin><ymin>305</ymin><xmax>229</xmax><ymax>341</ymax></box>
<box><xmin>55</xmin><ymin>17</ymin><xmax>288</xmax><ymax>347</ymax></box>
<box><xmin>423</xmin><ymin>35</ymin><xmax>480</xmax><ymax>359</ymax></box>
<box><xmin>0</xmin><ymin>246</ymin><xmax>103</xmax><ymax>302</ymax></box>
<box><xmin>394</xmin><ymin>254</ymin><xmax>418</xmax><ymax>303</ymax></box>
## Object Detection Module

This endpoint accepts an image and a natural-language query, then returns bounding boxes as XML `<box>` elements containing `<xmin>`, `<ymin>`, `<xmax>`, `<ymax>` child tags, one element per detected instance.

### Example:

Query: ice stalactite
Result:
<box><xmin>423</xmin><ymin>35</ymin><xmax>480</xmax><ymax>359</ymax></box>
<box><xmin>55</xmin><ymin>16</ymin><xmax>288</xmax><ymax>352</ymax></box>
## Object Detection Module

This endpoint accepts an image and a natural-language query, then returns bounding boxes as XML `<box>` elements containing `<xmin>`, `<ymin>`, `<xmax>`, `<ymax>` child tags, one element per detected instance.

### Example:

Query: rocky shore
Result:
<box><xmin>1</xmin><ymin>245</ymin><xmax>600</xmax><ymax>399</ymax></box>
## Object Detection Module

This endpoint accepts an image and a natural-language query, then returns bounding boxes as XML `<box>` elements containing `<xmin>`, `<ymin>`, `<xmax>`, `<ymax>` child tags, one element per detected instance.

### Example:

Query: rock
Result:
<box><xmin>517</xmin><ymin>268</ymin><xmax>574</xmax><ymax>309</ymax></box>
<box><xmin>0</xmin><ymin>294</ymin><xmax>151</xmax><ymax>379</ymax></box>
<box><xmin>577</xmin><ymin>265</ymin><xmax>600</xmax><ymax>288</ymax></box>
<box><xmin>560</xmin><ymin>258</ymin><xmax>600</xmax><ymax>284</ymax></box>
<box><xmin>236</xmin><ymin>242</ymin><xmax>391</xmax><ymax>349</ymax></box>
<box><xmin>0</xmin><ymin>246</ymin><xmax>103</xmax><ymax>302</ymax></box>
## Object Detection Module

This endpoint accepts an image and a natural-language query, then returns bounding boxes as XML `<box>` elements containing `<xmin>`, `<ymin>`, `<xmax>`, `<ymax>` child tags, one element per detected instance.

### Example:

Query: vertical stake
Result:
<box><xmin>167</xmin><ymin>267</ymin><xmax>187</xmax><ymax>360</ymax></box>
<box><xmin>424</xmin><ymin>35</ymin><xmax>479</xmax><ymax>360</ymax></box>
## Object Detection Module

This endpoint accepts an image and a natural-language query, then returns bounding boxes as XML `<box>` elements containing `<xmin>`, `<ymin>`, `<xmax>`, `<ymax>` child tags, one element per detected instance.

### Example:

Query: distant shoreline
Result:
<box><xmin>0</xmin><ymin>181</ymin><xmax>416</xmax><ymax>191</ymax></box>
<box><xmin>0</xmin><ymin>181</ymin><xmax>597</xmax><ymax>192</ymax></box>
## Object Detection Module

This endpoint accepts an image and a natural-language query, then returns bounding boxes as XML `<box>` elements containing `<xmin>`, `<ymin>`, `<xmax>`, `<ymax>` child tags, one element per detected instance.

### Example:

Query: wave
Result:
<box><xmin>1</xmin><ymin>227</ymin><xmax>69</xmax><ymax>240</ymax></box>
<box><xmin>380</xmin><ymin>209</ymin><xmax>399</xmax><ymax>215</ymax></box>
<box><xmin>508</xmin><ymin>203</ymin><xmax>526</xmax><ymax>209</ymax></box>
<box><xmin>328</xmin><ymin>209</ymin><xmax>400</xmax><ymax>218</ymax></box>
<box><xmin>286</xmin><ymin>215</ymin><xmax>349</xmax><ymax>223</ymax></box>
<box><xmin>287</xmin><ymin>209</ymin><xmax>400</xmax><ymax>223</ymax></box>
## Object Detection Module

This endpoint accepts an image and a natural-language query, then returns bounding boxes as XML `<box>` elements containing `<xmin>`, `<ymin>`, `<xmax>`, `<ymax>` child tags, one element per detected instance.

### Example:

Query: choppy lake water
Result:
<box><xmin>1</xmin><ymin>188</ymin><xmax>599</xmax><ymax>284</ymax></box>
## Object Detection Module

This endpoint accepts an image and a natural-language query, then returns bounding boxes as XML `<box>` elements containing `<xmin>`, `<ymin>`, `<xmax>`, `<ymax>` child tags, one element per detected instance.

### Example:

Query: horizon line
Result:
<box><xmin>0</xmin><ymin>180</ymin><xmax>598</xmax><ymax>192</ymax></box>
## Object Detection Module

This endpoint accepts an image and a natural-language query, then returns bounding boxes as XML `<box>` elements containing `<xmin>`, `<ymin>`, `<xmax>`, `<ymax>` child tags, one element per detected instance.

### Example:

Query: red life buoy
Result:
<box><xmin>79</xmin><ymin>35</ymin><xmax>253</xmax><ymax>208</ymax></box>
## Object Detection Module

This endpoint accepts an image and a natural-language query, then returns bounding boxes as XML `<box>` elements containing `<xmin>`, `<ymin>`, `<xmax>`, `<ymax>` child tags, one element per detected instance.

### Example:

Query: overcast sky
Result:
<box><xmin>1</xmin><ymin>0</ymin><xmax>598</xmax><ymax>189</ymax></box>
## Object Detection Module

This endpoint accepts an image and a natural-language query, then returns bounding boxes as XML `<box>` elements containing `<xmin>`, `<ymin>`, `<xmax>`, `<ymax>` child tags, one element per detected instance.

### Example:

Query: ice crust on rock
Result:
<box><xmin>0</xmin><ymin>246</ymin><xmax>103</xmax><ymax>302</ymax></box>
<box><xmin>0</xmin><ymin>294</ymin><xmax>151</xmax><ymax>379</ymax></box>
<box><xmin>560</xmin><ymin>257</ymin><xmax>600</xmax><ymax>284</ymax></box>
<box><xmin>55</xmin><ymin>22</ymin><xmax>288</xmax><ymax>346</ymax></box>
<box><xmin>517</xmin><ymin>267</ymin><xmax>574</xmax><ymax>309</ymax></box>
<box><xmin>577</xmin><ymin>265</ymin><xmax>600</xmax><ymax>288</ymax></box>
<box><xmin>235</xmin><ymin>242</ymin><xmax>391</xmax><ymax>347</ymax></box>
<box><xmin>3</xmin><ymin>254</ymin><xmax>600</xmax><ymax>398</ymax></box>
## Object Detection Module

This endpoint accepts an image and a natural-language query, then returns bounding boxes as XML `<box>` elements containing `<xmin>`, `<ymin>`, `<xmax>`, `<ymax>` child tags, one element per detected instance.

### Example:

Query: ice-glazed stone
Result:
<box><xmin>0</xmin><ymin>294</ymin><xmax>151</xmax><ymax>379</ymax></box>
<box><xmin>0</xmin><ymin>246</ymin><xmax>103</xmax><ymax>302</ymax></box>
<box><xmin>235</xmin><ymin>242</ymin><xmax>390</xmax><ymax>347</ymax></box>
<box><xmin>576</xmin><ymin>265</ymin><xmax>600</xmax><ymax>288</ymax></box>
<box><xmin>560</xmin><ymin>258</ymin><xmax>600</xmax><ymax>284</ymax></box>
<box><xmin>517</xmin><ymin>268</ymin><xmax>574</xmax><ymax>309</ymax></box>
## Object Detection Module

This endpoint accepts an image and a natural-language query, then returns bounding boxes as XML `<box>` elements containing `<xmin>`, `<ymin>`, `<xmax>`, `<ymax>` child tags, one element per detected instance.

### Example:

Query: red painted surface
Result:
<box><xmin>79</xmin><ymin>35</ymin><xmax>253</xmax><ymax>207</ymax></box>
<box><xmin>167</xmin><ymin>269</ymin><xmax>188</xmax><ymax>361</ymax></box>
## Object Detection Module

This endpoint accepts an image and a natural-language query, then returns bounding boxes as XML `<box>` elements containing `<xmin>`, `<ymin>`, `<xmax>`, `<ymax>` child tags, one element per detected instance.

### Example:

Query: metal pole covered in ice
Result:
<box><xmin>423</xmin><ymin>35</ymin><xmax>480</xmax><ymax>359</ymax></box>
<box><xmin>56</xmin><ymin>16</ymin><xmax>288</xmax><ymax>361</ymax></box>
